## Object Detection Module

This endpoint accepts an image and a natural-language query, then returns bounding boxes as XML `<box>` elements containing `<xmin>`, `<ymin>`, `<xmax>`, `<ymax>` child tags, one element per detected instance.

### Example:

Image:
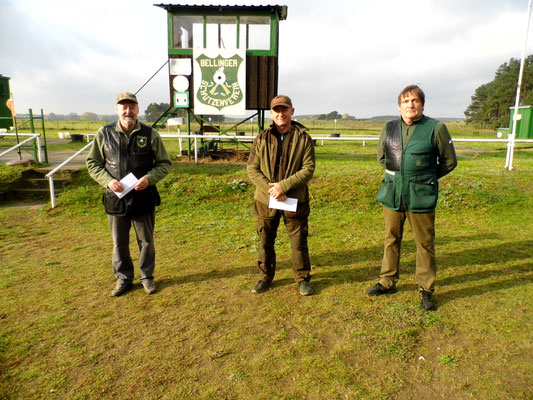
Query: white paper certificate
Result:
<box><xmin>114</xmin><ymin>173</ymin><xmax>138</xmax><ymax>199</ymax></box>
<box><xmin>268</xmin><ymin>196</ymin><xmax>298</xmax><ymax>212</ymax></box>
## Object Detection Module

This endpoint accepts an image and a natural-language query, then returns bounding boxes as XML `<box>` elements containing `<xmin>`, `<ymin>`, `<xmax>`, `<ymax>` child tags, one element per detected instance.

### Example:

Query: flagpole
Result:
<box><xmin>6</xmin><ymin>94</ymin><xmax>21</xmax><ymax>160</ymax></box>
<box><xmin>13</xmin><ymin>116</ymin><xmax>21</xmax><ymax>160</ymax></box>
<box><xmin>505</xmin><ymin>0</ymin><xmax>533</xmax><ymax>171</ymax></box>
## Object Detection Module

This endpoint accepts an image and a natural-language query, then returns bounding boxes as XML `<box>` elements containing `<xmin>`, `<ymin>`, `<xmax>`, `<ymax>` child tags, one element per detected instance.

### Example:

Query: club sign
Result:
<box><xmin>193</xmin><ymin>48</ymin><xmax>246</xmax><ymax>115</ymax></box>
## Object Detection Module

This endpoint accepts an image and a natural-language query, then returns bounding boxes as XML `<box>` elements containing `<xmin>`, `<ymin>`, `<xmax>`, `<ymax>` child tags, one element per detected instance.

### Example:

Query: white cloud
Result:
<box><xmin>2</xmin><ymin>0</ymin><xmax>532</xmax><ymax>118</ymax></box>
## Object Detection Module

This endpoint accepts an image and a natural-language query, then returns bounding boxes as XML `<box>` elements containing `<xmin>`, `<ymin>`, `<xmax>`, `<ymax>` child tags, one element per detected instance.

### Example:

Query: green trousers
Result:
<box><xmin>253</xmin><ymin>200</ymin><xmax>311</xmax><ymax>283</ymax></box>
<box><xmin>379</xmin><ymin>206</ymin><xmax>436</xmax><ymax>292</ymax></box>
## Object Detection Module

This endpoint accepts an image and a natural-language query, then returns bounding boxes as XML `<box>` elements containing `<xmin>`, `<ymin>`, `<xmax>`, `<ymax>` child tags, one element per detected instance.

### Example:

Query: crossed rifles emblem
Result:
<box><xmin>210</xmin><ymin>67</ymin><xmax>231</xmax><ymax>96</ymax></box>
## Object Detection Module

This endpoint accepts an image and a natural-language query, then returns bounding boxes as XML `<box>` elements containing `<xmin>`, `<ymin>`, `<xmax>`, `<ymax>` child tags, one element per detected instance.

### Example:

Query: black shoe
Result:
<box><xmin>112</xmin><ymin>281</ymin><xmax>132</xmax><ymax>297</ymax></box>
<box><xmin>251</xmin><ymin>280</ymin><xmax>270</xmax><ymax>294</ymax></box>
<box><xmin>420</xmin><ymin>290</ymin><xmax>436</xmax><ymax>311</ymax></box>
<box><xmin>299</xmin><ymin>280</ymin><xmax>313</xmax><ymax>296</ymax></box>
<box><xmin>366</xmin><ymin>283</ymin><xmax>398</xmax><ymax>296</ymax></box>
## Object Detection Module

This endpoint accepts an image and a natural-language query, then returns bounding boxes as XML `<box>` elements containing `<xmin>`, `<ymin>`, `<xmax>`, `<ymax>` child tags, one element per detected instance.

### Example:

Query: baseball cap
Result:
<box><xmin>116</xmin><ymin>92</ymin><xmax>138</xmax><ymax>104</ymax></box>
<box><xmin>271</xmin><ymin>95</ymin><xmax>292</xmax><ymax>109</ymax></box>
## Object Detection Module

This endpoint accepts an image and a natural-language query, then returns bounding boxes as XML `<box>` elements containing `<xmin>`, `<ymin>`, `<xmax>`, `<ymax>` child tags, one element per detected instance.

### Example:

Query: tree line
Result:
<box><xmin>465</xmin><ymin>55</ymin><xmax>533</xmax><ymax>129</ymax></box>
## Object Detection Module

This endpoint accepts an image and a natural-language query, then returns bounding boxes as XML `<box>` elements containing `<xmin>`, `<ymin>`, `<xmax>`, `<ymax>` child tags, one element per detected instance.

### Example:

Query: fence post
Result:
<box><xmin>48</xmin><ymin>176</ymin><xmax>56</xmax><ymax>208</ymax></box>
<box><xmin>194</xmin><ymin>137</ymin><xmax>198</xmax><ymax>165</ymax></box>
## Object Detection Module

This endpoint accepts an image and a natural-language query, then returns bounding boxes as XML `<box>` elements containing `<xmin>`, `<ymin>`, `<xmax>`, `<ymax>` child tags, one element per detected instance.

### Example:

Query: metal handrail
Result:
<box><xmin>0</xmin><ymin>134</ymin><xmax>42</xmax><ymax>161</ymax></box>
<box><xmin>45</xmin><ymin>141</ymin><xmax>94</xmax><ymax>208</ymax></box>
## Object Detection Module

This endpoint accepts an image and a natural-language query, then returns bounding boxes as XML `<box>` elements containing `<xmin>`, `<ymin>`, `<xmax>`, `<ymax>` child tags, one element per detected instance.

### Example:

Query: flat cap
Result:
<box><xmin>270</xmin><ymin>95</ymin><xmax>292</xmax><ymax>109</ymax></box>
<box><xmin>116</xmin><ymin>92</ymin><xmax>138</xmax><ymax>104</ymax></box>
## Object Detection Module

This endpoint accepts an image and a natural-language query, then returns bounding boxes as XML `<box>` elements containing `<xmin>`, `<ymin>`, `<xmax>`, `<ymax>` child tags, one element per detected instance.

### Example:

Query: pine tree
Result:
<box><xmin>464</xmin><ymin>55</ymin><xmax>533</xmax><ymax>128</ymax></box>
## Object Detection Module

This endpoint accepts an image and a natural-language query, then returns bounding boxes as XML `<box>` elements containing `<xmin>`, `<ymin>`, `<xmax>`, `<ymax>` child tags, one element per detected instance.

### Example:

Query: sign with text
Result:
<box><xmin>193</xmin><ymin>48</ymin><xmax>246</xmax><ymax>115</ymax></box>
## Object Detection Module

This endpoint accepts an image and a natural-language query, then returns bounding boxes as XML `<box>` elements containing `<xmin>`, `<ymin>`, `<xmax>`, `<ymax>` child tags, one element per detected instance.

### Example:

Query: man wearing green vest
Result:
<box><xmin>367</xmin><ymin>85</ymin><xmax>457</xmax><ymax>310</ymax></box>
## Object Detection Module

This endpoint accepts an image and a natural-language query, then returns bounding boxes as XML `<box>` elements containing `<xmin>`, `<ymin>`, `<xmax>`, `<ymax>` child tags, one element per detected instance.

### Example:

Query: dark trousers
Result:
<box><xmin>107</xmin><ymin>211</ymin><xmax>156</xmax><ymax>284</ymax></box>
<box><xmin>379</xmin><ymin>206</ymin><xmax>436</xmax><ymax>292</ymax></box>
<box><xmin>253</xmin><ymin>200</ymin><xmax>311</xmax><ymax>283</ymax></box>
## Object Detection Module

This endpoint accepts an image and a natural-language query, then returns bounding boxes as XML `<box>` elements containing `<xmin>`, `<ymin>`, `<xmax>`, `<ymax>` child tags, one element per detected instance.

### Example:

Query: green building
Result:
<box><xmin>0</xmin><ymin>75</ymin><xmax>13</xmax><ymax>130</ymax></box>
<box><xmin>509</xmin><ymin>106</ymin><xmax>533</xmax><ymax>139</ymax></box>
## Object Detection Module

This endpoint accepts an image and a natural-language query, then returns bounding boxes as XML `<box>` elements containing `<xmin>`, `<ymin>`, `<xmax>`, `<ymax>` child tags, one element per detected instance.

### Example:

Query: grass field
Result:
<box><xmin>0</xmin><ymin>121</ymin><xmax>532</xmax><ymax>399</ymax></box>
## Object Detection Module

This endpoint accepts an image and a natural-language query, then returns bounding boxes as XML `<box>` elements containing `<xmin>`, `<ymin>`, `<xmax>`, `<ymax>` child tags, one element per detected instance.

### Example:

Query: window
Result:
<box><xmin>206</xmin><ymin>16</ymin><xmax>237</xmax><ymax>49</ymax></box>
<box><xmin>172</xmin><ymin>14</ymin><xmax>273</xmax><ymax>52</ymax></box>
<box><xmin>172</xmin><ymin>15</ymin><xmax>203</xmax><ymax>49</ymax></box>
<box><xmin>240</xmin><ymin>16</ymin><xmax>271</xmax><ymax>50</ymax></box>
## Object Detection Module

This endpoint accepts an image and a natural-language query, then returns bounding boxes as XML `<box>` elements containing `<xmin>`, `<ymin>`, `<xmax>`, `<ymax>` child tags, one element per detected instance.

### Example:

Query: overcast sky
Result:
<box><xmin>2</xmin><ymin>0</ymin><xmax>532</xmax><ymax>118</ymax></box>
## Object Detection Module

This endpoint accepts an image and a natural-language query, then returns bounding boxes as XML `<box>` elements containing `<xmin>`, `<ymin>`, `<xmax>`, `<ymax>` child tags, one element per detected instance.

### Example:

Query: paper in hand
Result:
<box><xmin>268</xmin><ymin>195</ymin><xmax>298</xmax><ymax>212</ymax></box>
<box><xmin>114</xmin><ymin>173</ymin><xmax>138</xmax><ymax>199</ymax></box>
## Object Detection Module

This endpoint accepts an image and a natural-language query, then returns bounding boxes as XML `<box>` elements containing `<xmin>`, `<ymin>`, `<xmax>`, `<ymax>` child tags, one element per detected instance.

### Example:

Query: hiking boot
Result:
<box><xmin>366</xmin><ymin>283</ymin><xmax>398</xmax><ymax>296</ymax></box>
<box><xmin>112</xmin><ymin>281</ymin><xmax>132</xmax><ymax>297</ymax></box>
<box><xmin>420</xmin><ymin>290</ymin><xmax>436</xmax><ymax>311</ymax></box>
<box><xmin>251</xmin><ymin>280</ymin><xmax>270</xmax><ymax>294</ymax></box>
<box><xmin>299</xmin><ymin>280</ymin><xmax>313</xmax><ymax>296</ymax></box>
<box><xmin>142</xmin><ymin>280</ymin><xmax>156</xmax><ymax>295</ymax></box>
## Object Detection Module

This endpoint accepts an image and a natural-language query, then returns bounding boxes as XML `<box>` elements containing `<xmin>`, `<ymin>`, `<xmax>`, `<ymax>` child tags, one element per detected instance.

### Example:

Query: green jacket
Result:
<box><xmin>247</xmin><ymin>121</ymin><xmax>315</xmax><ymax>205</ymax></box>
<box><xmin>87</xmin><ymin>120</ymin><xmax>171</xmax><ymax>188</ymax></box>
<box><xmin>376</xmin><ymin>116</ymin><xmax>457</xmax><ymax>212</ymax></box>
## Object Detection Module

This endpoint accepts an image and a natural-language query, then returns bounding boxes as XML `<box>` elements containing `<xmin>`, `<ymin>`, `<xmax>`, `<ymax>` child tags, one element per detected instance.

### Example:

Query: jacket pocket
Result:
<box><xmin>376</xmin><ymin>176</ymin><xmax>395</xmax><ymax>209</ymax></box>
<box><xmin>102</xmin><ymin>189</ymin><xmax>129</xmax><ymax>217</ymax></box>
<box><xmin>408</xmin><ymin>176</ymin><xmax>438</xmax><ymax>211</ymax></box>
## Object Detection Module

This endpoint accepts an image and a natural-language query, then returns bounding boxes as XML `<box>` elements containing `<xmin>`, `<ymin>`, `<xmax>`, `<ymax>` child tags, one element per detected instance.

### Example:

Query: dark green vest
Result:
<box><xmin>377</xmin><ymin>117</ymin><xmax>439</xmax><ymax>212</ymax></box>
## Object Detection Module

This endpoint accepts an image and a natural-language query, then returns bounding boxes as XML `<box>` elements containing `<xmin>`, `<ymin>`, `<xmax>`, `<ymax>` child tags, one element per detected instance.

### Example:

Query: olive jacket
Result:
<box><xmin>247</xmin><ymin>121</ymin><xmax>315</xmax><ymax>205</ymax></box>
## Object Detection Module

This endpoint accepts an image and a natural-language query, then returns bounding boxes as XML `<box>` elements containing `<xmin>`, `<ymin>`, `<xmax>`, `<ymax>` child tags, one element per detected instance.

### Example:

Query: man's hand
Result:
<box><xmin>108</xmin><ymin>179</ymin><xmax>124</xmax><ymax>192</ymax></box>
<box><xmin>134</xmin><ymin>176</ymin><xmax>150</xmax><ymax>191</ymax></box>
<box><xmin>268</xmin><ymin>182</ymin><xmax>287</xmax><ymax>201</ymax></box>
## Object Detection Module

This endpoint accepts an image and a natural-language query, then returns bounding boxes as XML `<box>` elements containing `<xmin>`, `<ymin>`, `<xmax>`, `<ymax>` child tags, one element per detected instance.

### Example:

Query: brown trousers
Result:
<box><xmin>253</xmin><ymin>200</ymin><xmax>311</xmax><ymax>283</ymax></box>
<box><xmin>379</xmin><ymin>206</ymin><xmax>436</xmax><ymax>292</ymax></box>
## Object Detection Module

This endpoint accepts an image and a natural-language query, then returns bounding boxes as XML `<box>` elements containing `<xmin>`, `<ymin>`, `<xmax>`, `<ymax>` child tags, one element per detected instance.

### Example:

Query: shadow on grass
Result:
<box><xmin>438</xmin><ymin>240</ymin><xmax>533</xmax><ymax>268</ymax></box>
<box><xmin>437</xmin><ymin>265</ymin><xmax>533</xmax><ymax>306</ymax></box>
<box><xmin>157</xmin><ymin>264</ymin><xmax>254</xmax><ymax>290</ymax></box>
<box><xmin>155</xmin><ymin>235</ymin><xmax>532</xmax><ymax>304</ymax></box>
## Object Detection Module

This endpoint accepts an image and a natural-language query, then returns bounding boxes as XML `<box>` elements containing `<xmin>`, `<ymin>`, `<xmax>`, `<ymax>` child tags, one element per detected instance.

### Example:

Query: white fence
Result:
<box><xmin>0</xmin><ymin>133</ymin><xmax>43</xmax><ymax>162</ymax></box>
<box><xmin>4</xmin><ymin>133</ymin><xmax>531</xmax><ymax>208</ymax></box>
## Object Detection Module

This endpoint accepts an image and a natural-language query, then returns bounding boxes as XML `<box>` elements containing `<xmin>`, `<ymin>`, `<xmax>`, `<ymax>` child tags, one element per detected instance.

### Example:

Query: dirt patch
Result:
<box><xmin>0</xmin><ymin>200</ymin><xmax>47</xmax><ymax>210</ymax></box>
<box><xmin>208</xmin><ymin>149</ymin><xmax>249</xmax><ymax>162</ymax></box>
<box><xmin>180</xmin><ymin>149</ymin><xmax>249</xmax><ymax>163</ymax></box>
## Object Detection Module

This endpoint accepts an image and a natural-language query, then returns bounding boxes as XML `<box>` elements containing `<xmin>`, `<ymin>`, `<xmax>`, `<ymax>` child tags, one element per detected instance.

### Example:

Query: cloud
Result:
<box><xmin>2</xmin><ymin>0</ymin><xmax>532</xmax><ymax>118</ymax></box>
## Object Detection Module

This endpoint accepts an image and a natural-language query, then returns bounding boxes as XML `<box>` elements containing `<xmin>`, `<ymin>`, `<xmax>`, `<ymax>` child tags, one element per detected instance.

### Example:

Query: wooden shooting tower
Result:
<box><xmin>155</xmin><ymin>4</ymin><xmax>287</xmax><ymax>131</ymax></box>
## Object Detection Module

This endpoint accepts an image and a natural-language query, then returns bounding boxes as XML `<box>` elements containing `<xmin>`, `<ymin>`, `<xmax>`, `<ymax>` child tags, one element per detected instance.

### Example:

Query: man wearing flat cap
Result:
<box><xmin>87</xmin><ymin>92</ymin><xmax>171</xmax><ymax>296</ymax></box>
<box><xmin>247</xmin><ymin>95</ymin><xmax>316</xmax><ymax>296</ymax></box>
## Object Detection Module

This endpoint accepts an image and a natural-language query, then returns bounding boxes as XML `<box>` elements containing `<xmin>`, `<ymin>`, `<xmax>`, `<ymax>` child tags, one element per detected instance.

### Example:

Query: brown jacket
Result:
<box><xmin>247</xmin><ymin>121</ymin><xmax>315</xmax><ymax>205</ymax></box>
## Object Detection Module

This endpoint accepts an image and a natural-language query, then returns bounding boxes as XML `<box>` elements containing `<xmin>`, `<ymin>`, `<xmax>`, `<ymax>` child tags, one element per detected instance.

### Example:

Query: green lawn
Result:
<box><xmin>0</xmin><ymin>132</ymin><xmax>531</xmax><ymax>399</ymax></box>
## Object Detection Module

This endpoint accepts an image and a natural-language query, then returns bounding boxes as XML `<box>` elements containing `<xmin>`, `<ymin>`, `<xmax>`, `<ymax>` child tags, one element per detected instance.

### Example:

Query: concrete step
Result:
<box><xmin>20</xmin><ymin>177</ymin><xmax>70</xmax><ymax>189</ymax></box>
<box><xmin>11</xmin><ymin>188</ymin><xmax>58</xmax><ymax>201</ymax></box>
<box><xmin>2</xmin><ymin>167</ymin><xmax>78</xmax><ymax>202</ymax></box>
<box><xmin>22</xmin><ymin>168</ymin><xmax>80</xmax><ymax>180</ymax></box>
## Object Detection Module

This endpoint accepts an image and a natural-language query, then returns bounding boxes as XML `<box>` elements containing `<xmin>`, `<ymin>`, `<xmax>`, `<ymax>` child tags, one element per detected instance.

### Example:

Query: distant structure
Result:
<box><xmin>0</xmin><ymin>75</ymin><xmax>13</xmax><ymax>130</ymax></box>
<box><xmin>154</xmin><ymin>4</ymin><xmax>287</xmax><ymax>134</ymax></box>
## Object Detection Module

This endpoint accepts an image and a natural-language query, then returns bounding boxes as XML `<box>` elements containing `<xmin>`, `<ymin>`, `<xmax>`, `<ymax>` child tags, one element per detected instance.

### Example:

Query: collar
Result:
<box><xmin>401</xmin><ymin>114</ymin><xmax>425</xmax><ymax>126</ymax></box>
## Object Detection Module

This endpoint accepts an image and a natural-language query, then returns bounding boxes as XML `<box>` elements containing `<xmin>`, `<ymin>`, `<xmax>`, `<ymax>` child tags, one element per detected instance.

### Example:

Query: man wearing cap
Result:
<box><xmin>87</xmin><ymin>92</ymin><xmax>171</xmax><ymax>296</ymax></box>
<box><xmin>367</xmin><ymin>85</ymin><xmax>457</xmax><ymax>310</ymax></box>
<box><xmin>247</xmin><ymin>95</ymin><xmax>316</xmax><ymax>296</ymax></box>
